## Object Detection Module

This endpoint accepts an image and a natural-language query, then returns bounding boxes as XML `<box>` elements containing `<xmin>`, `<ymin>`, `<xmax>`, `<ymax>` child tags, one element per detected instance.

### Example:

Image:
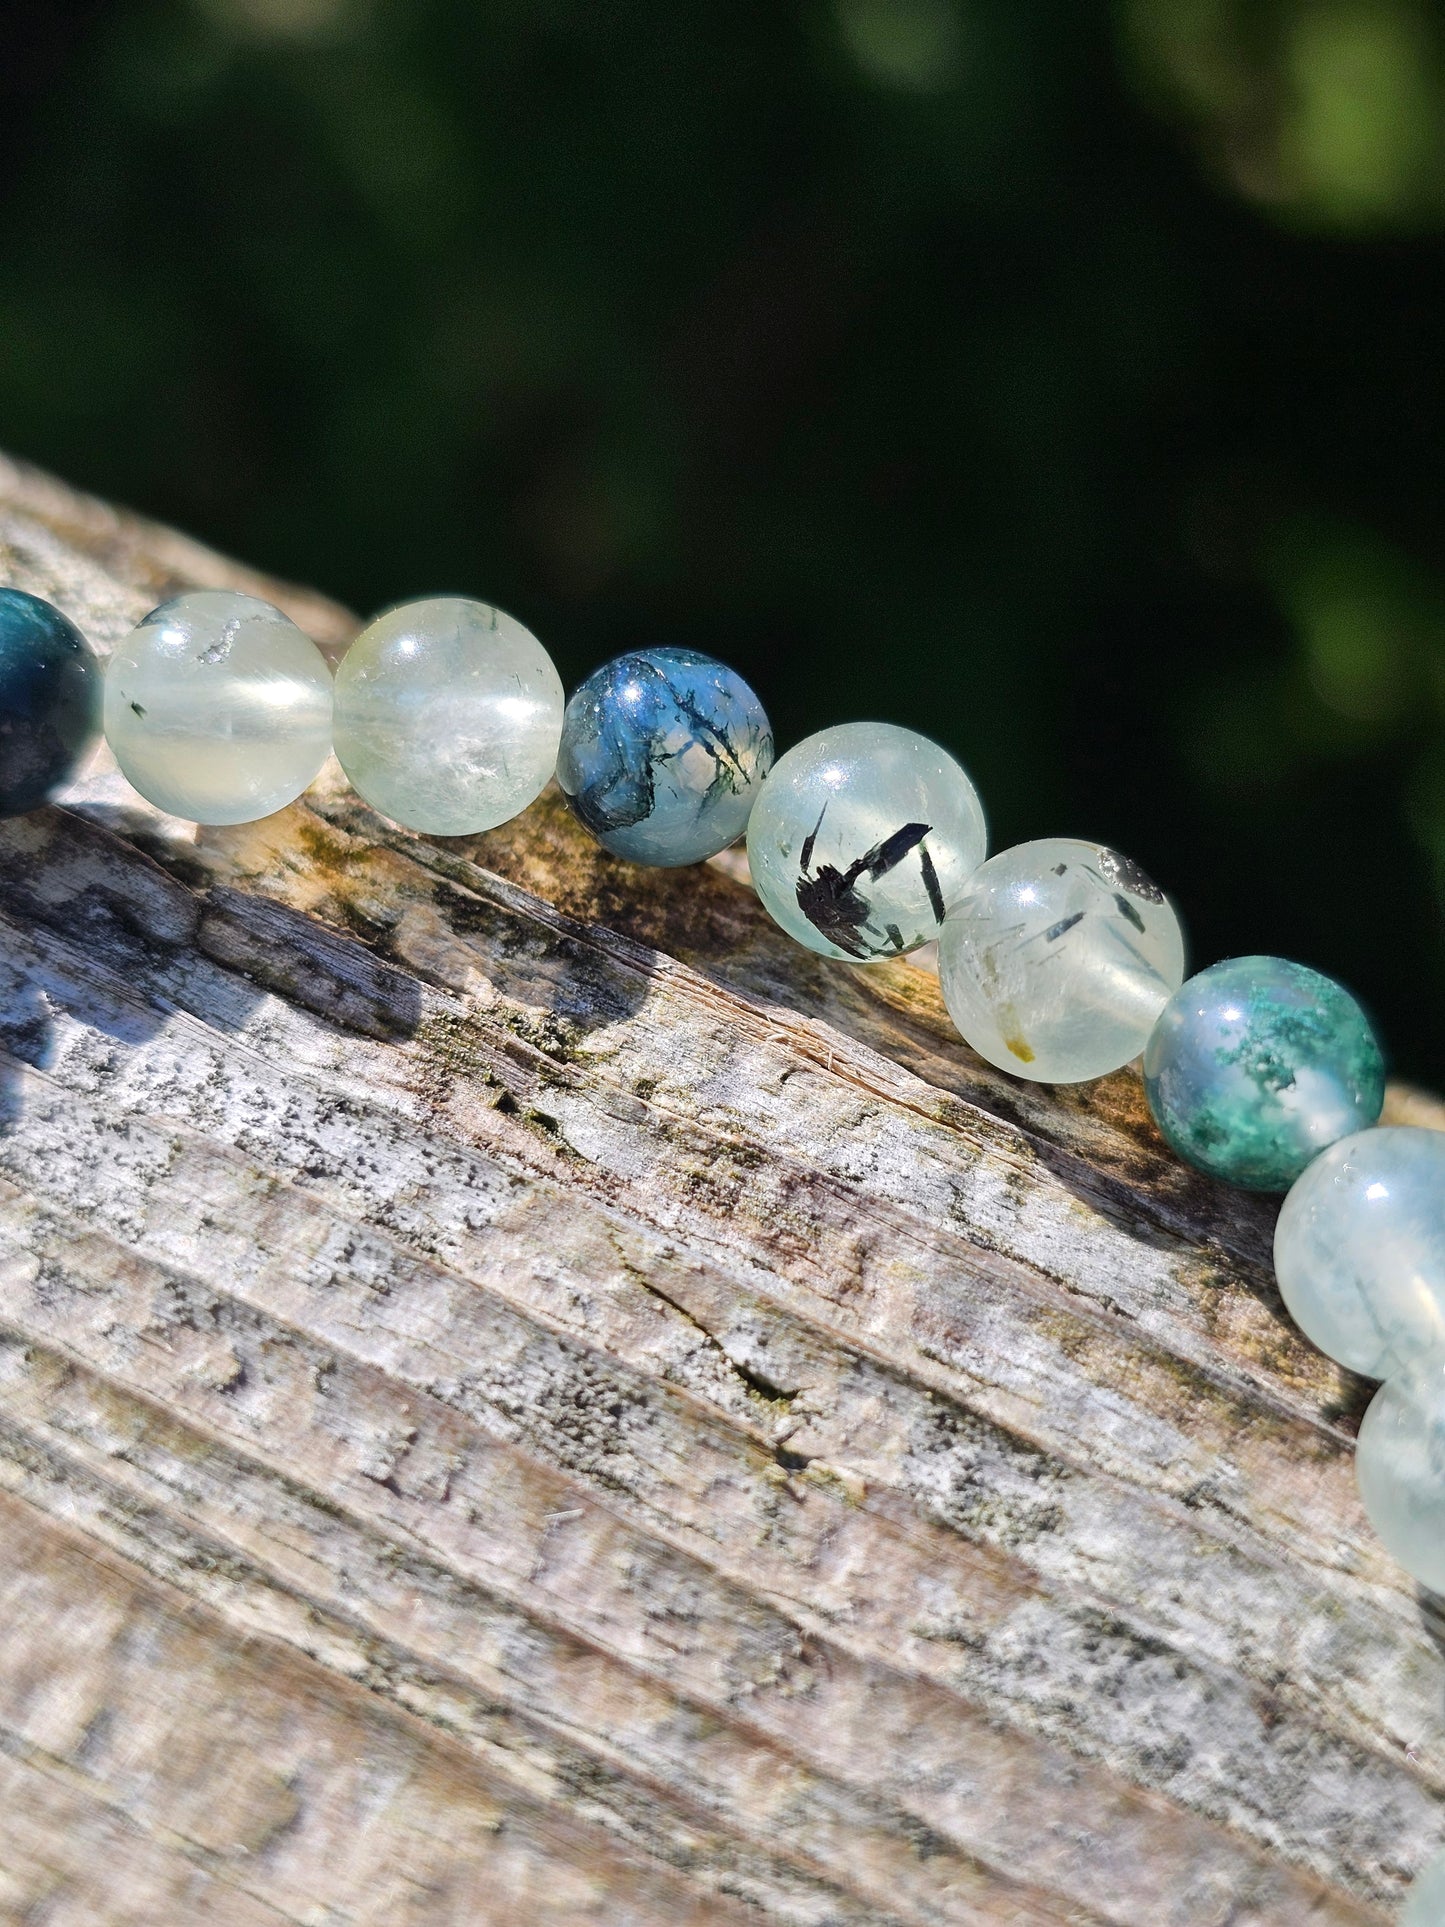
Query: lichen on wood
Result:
<box><xmin>0</xmin><ymin>449</ymin><xmax>1442</xmax><ymax>1924</ymax></box>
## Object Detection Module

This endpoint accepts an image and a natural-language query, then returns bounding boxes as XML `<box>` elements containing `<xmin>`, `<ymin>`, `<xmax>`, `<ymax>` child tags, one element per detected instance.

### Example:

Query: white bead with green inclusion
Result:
<box><xmin>746</xmin><ymin>721</ymin><xmax>986</xmax><ymax>961</ymax></box>
<box><xmin>939</xmin><ymin>838</ymin><xmax>1185</xmax><ymax>1082</ymax></box>
<box><xmin>333</xmin><ymin>596</ymin><xmax>564</xmax><ymax>835</ymax></box>
<box><xmin>104</xmin><ymin>591</ymin><xmax>333</xmax><ymax>825</ymax></box>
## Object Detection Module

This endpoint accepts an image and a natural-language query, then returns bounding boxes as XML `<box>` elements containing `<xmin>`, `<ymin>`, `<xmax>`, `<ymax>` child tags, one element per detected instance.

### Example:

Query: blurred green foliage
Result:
<box><xmin>3</xmin><ymin>0</ymin><xmax>1444</xmax><ymax>1082</ymax></box>
<box><xmin>1124</xmin><ymin>0</ymin><xmax>1445</xmax><ymax>230</ymax></box>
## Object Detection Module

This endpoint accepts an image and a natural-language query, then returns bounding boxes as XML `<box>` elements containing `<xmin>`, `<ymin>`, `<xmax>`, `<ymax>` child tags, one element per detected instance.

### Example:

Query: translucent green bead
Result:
<box><xmin>938</xmin><ymin>838</ymin><xmax>1185</xmax><ymax>1082</ymax></box>
<box><xmin>1356</xmin><ymin>1348</ymin><xmax>1445</xmax><ymax>1595</ymax></box>
<box><xmin>1274</xmin><ymin>1127</ymin><xmax>1445</xmax><ymax>1378</ymax></box>
<box><xmin>333</xmin><ymin>597</ymin><xmax>564</xmax><ymax>835</ymax></box>
<box><xmin>1142</xmin><ymin>956</ymin><xmax>1385</xmax><ymax>1191</ymax></box>
<box><xmin>1402</xmin><ymin>1848</ymin><xmax>1445</xmax><ymax>1925</ymax></box>
<box><xmin>747</xmin><ymin>722</ymin><xmax>986</xmax><ymax>961</ymax></box>
<box><xmin>104</xmin><ymin>592</ymin><xmax>333</xmax><ymax>825</ymax></box>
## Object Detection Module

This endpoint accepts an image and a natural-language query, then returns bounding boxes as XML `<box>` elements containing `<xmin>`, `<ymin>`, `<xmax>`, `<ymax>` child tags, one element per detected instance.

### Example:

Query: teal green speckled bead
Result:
<box><xmin>0</xmin><ymin>588</ymin><xmax>101</xmax><ymax>814</ymax></box>
<box><xmin>1142</xmin><ymin>956</ymin><xmax>1385</xmax><ymax>1191</ymax></box>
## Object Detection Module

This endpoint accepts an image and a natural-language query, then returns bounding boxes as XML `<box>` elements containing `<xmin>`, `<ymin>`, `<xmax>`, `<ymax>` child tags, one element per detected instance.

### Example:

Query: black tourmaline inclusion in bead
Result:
<box><xmin>0</xmin><ymin>588</ymin><xmax>101</xmax><ymax>816</ymax></box>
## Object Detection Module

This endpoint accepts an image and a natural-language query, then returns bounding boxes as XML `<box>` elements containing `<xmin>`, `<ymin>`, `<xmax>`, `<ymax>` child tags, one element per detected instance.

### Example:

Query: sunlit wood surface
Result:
<box><xmin>0</xmin><ymin>451</ymin><xmax>1441</xmax><ymax>1924</ymax></box>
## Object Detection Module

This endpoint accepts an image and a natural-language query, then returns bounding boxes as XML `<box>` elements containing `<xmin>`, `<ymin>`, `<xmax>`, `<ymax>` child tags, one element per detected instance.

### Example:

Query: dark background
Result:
<box><xmin>5</xmin><ymin>0</ymin><xmax>1445</xmax><ymax>1086</ymax></box>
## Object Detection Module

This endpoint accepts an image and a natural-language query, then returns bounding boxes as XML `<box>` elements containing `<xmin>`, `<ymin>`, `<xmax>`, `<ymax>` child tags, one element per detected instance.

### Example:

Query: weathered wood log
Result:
<box><xmin>0</xmin><ymin>447</ymin><xmax>1441</xmax><ymax>1925</ymax></box>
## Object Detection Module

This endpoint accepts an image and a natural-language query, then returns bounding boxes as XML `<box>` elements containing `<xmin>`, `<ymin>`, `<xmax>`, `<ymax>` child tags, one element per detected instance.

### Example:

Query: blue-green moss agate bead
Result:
<box><xmin>747</xmin><ymin>722</ymin><xmax>987</xmax><ymax>961</ymax></box>
<box><xmin>1356</xmin><ymin>1348</ymin><xmax>1445</xmax><ymax>1594</ymax></box>
<box><xmin>1402</xmin><ymin>1847</ymin><xmax>1445</xmax><ymax>1924</ymax></box>
<box><xmin>1142</xmin><ymin>956</ymin><xmax>1385</xmax><ymax>1191</ymax></box>
<box><xmin>556</xmin><ymin>647</ymin><xmax>773</xmax><ymax>867</ymax></box>
<box><xmin>1273</xmin><ymin>1127</ymin><xmax>1445</xmax><ymax>1378</ymax></box>
<box><xmin>0</xmin><ymin>588</ymin><xmax>101</xmax><ymax>815</ymax></box>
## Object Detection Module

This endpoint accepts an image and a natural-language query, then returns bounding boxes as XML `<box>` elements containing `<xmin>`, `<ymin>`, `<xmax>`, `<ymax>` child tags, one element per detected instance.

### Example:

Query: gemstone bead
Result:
<box><xmin>1274</xmin><ymin>1127</ymin><xmax>1445</xmax><ymax>1378</ymax></box>
<box><xmin>938</xmin><ymin>838</ymin><xmax>1185</xmax><ymax>1082</ymax></box>
<box><xmin>746</xmin><ymin>721</ymin><xmax>986</xmax><ymax>961</ymax></box>
<box><xmin>556</xmin><ymin>647</ymin><xmax>773</xmax><ymax>867</ymax></box>
<box><xmin>105</xmin><ymin>591</ymin><xmax>333</xmax><ymax>825</ymax></box>
<box><xmin>1356</xmin><ymin>1347</ymin><xmax>1445</xmax><ymax>1594</ymax></box>
<box><xmin>1402</xmin><ymin>1848</ymin><xmax>1445</xmax><ymax>1925</ymax></box>
<box><xmin>1142</xmin><ymin>956</ymin><xmax>1385</xmax><ymax>1191</ymax></box>
<box><xmin>0</xmin><ymin>588</ymin><xmax>101</xmax><ymax>815</ymax></box>
<box><xmin>333</xmin><ymin>597</ymin><xmax>563</xmax><ymax>835</ymax></box>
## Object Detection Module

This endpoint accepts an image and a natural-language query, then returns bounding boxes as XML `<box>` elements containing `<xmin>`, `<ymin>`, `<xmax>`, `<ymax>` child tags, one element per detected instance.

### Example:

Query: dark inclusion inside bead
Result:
<box><xmin>794</xmin><ymin>803</ymin><xmax>945</xmax><ymax>959</ymax></box>
<box><xmin>557</xmin><ymin>646</ymin><xmax>773</xmax><ymax>867</ymax></box>
<box><xmin>0</xmin><ymin>587</ymin><xmax>101</xmax><ymax>816</ymax></box>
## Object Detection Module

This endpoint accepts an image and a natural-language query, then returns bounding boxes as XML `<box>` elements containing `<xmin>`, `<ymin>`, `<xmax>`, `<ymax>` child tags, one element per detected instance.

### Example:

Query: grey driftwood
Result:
<box><xmin>0</xmin><ymin>448</ymin><xmax>1441</xmax><ymax>1926</ymax></box>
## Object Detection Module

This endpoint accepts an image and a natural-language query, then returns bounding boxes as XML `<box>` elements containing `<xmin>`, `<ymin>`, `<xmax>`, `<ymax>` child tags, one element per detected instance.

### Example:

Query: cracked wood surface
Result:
<box><xmin>0</xmin><ymin>448</ymin><xmax>1442</xmax><ymax>1925</ymax></box>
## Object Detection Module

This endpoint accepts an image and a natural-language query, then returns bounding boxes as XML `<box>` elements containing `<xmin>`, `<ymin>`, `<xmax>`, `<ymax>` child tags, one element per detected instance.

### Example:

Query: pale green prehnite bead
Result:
<box><xmin>1402</xmin><ymin>1847</ymin><xmax>1445</xmax><ymax>1925</ymax></box>
<box><xmin>105</xmin><ymin>592</ymin><xmax>333</xmax><ymax>825</ymax></box>
<box><xmin>746</xmin><ymin>722</ymin><xmax>986</xmax><ymax>960</ymax></box>
<box><xmin>333</xmin><ymin>597</ymin><xmax>564</xmax><ymax>835</ymax></box>
<box><xmin>1356</xmin><ymin>1348</ymin><xmax>1445</xmax><ymax>1594</ymax></box>
<box><xmin>938</xmin><ymin>839</ymin><xmax>1185</xmax><ymax>1081</ymax></box>
<box><xmin>1274</xmin><ymin>1127</ymin><xmax>1445</xmax><ymax>1378</ymax></box>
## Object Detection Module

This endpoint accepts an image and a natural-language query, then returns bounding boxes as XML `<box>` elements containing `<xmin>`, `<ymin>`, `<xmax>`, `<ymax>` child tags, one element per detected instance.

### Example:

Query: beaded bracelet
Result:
<box><xmin>3</xmin><ymin>578</ymin><xmax>1445</xmax><ymax>1910</ymax></box>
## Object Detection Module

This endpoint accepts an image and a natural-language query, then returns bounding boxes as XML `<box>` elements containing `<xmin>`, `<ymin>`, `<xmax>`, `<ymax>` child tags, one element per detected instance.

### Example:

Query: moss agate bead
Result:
<box><xmin>105</xmin><ymin>591</ymin><xmax>333</xmax><ymax>824</ymax></box>
<box><xmin>0</xmin><ymin>588</ymin><xmax>101</xmax><ymax>815</ymax></box>
<box><xmin>1403</xmin><ymin>1848</ymin><xmax>1445</xmax><ymax>1925</ymax></box>
<box><xmin>333</xmin><ymin>597</ymin><xmax>563</xmax><ymax>835</ymax></box>
<box><xmin>1356</xmin><ymin>1348</ymin><xmax>1445</xmax><ymax>1594</ymax></box>
<box><xmin>938</xmin><ymin>839</ymin><xmax>1185</xmax><ymax>1082</ymax></box>
<box><xmin>747</xmin><ymin>722</ymin><xmax>986</xmax><ymax>961</ymax></box>
<box><xmin>1142</xmin><ymin>956</ymin><xmax>1385</xmax><ymax>1191</ymax></box>
<box><xmin>1274</xmin><ymin>1127</ymin><xmax>1445</xmax><ymax>1378</ymax></box>
<box><xmin>556</xmin><ymin>647</ymin><xmax>773</xmax><ymax>867</ymax></box>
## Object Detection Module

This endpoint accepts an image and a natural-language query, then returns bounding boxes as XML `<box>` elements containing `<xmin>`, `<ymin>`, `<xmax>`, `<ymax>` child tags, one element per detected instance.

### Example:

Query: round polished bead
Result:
<box><xmin>105</xmin><ymin>591</ymin><xmax>333</xmax><ymax>825</ymax></box>
<box><xmin>746</xmin><ymin>721</ymin><xmax>986</xmax><ymax>961</ymax></box>
<box><xmin>1402</xmin><ymin>1848</ymin><xmax>1445</xmax><ymax>1925</ymax></box>
<box><xmin>1142</xmin><ymin>956</ymin><xmax>1385</xmax><ymax>1191</ymax></box>
<box><xmin>0</xmin><ymin>588</ymin><xmax>101</xmax><ymax>815</ymax></box>
<box><xmin>1274</xmin><ymin>1127</ymin><xmax>1445</xmax><ymax>1378</ymax></box>
<box><xmin>938</xmin><ymin>838</ymin><xmax>1185</xmax><ymax>1082</ymax></box>
<box><xmin>333</xmin><ymin>597</ymin><xmax>563</xmax><ymax>835</ymax></box>
<box><xmin>1356</xmin><ymin>1348</ymin><xmax>1445</xmax><ymax>1594</ymax></box>
<box><xmin>556</xmin><ymin>647</ymin><xmax>773</xmax><ymax>867</ymax></box>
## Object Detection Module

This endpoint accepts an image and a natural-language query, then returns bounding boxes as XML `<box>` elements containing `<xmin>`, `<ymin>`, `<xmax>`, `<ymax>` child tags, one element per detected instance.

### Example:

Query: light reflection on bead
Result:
<box><xmin>557</xmin><ymin>647</ymin><xmax>772</xmax><ymax>866</ymax></box>
<box><xmin>1356</xmin><ymin>1348</ymin><xmax>1445</xmax><ymax>1594</ymax></box>
<box><xmin>938</xmin><ymin>838</ymin><xmax>1185</xmax><ymax>1082</ymax></box>
<box><xmin>104</xmin><ymin>591</ymin><xmax>333</xmax><ymax>825</ymax></box>
<box><xmin>1142</xmin><ymin>956</ymin><xmax>1385</xmax><ymax>1191</ymax></box>
<box><xmin>333</xmin><ymin>596</ymin><xmax>563</xmax><ymax>835</ymax></box>
<box><xmin>1274</xmin><ymin>1127</ymin><xmax>1445</xmax><ymax>1378</ymax></box>
<box><xmin>747</xmin><ymin>722</ymin><xmax>986</xmax><ymax>961</ymax></box>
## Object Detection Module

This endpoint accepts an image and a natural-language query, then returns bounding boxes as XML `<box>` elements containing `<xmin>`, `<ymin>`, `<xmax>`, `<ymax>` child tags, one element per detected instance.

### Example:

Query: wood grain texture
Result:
<box><xmin>0</xmin><ymin>451</ymin><xmax>1442</xmax><ymax>1925</ymax></box>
